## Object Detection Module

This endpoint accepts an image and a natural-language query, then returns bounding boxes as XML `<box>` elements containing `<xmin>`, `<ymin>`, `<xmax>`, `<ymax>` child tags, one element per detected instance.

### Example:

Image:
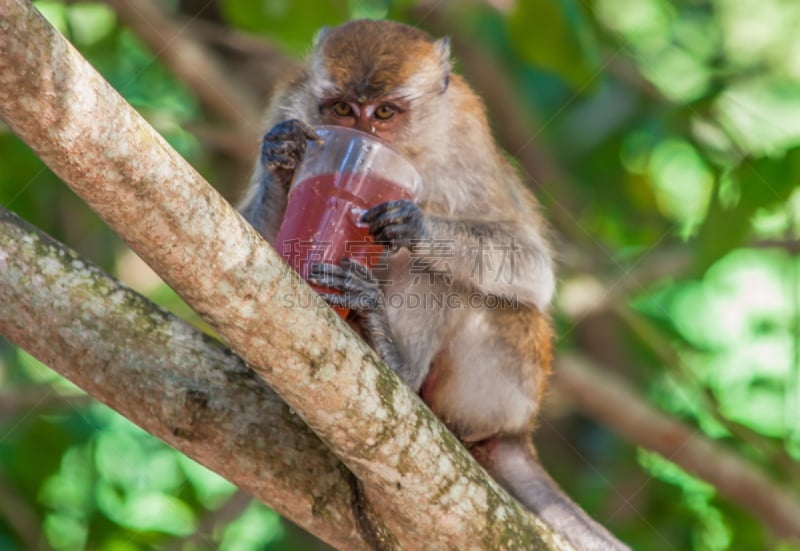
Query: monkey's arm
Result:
<box><xmin>238</xmin><ymin>119</ymin><xmax>318</xmax><ymax>244</ymax></box>
<box><xmin>362</xmin><ymin>200</ymin><xmax>554</xmax><ymax>310</ymax></box>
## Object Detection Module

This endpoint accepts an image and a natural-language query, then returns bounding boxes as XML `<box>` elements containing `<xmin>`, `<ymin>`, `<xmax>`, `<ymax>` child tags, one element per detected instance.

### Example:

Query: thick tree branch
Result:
<box><xmin>0</xmin><ymin>2</ymin><xmax>570</xmax><ymax>548</ymax></box>
<box><xmin>0</xmin><ymin>207</ymin><xmax>368</xmax><ymax>551</ymax></box>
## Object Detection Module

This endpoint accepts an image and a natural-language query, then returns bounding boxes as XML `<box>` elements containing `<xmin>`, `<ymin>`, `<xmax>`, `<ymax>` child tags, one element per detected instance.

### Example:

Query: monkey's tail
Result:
<box><xmin>477</xmin><ymin>435</ymin><xmax>630</xmax><ymax>551</ymax></box>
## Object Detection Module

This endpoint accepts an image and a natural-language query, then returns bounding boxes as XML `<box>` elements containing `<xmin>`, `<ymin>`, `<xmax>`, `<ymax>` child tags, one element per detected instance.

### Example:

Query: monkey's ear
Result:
<box><xmin>434</xmin><ymin>36</ymin><xmax>452</xmax><ymax>93</ymax></box>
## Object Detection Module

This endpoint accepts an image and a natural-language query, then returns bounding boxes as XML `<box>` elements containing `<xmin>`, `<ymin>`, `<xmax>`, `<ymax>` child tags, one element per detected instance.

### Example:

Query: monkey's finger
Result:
<box><xmin>374</xmin><ymin>222</ymin><xmax>423</xmax><ymax>248</ymax></box>
<box><xmin>269</xmin><ymin>119</ymin><xmax>318</xmax><ymax>142</ymax></box>
<box><xmin>308</xmin><ymin>265</ymin><xmax>349</xmax><ymax>289</ymax></box>
<box><xmin>263</xmin><ymin>139</ymin><xmax>306</xmax><ymax>162</ymax></box>
<box><xmin>314</xmin><ymin>272</ymin><xmax>377</xmax><ymax>295</ymax></box>
<box><xmin>361</xmin><ymin>199</ymin><xmax>416</xmax><ymax>224</ymax></box>
<box><xmin>309</xmin><ymin>268</ymin><xmax>361</xmax><ymax>291</ymax></box>
<box><xmin>310</xmin><ymin>260</ymin><xmax>373</xmax><ymax>284</ymax></box>
<box><xmin>309</xmin><ymin>262</ymin><xmax>344</xmax><ymax>278</ymax></box>
<box><xmin>338</xmin><ymin>257</ymin><xmax>372</xmax><ymax>280</ymax></box>
<box><xmin>367</xmin><ymin>213</ymin><xmax>417</xmax><ymax>238</ymax></box>
<box><xmin>297</xmin><ymin>120</ymin><xmax>322</xmax><ymax>143</ymax></box>
<box><xmin>310</xmin><ymin>269</ymin><xmax>379</xmax><ymax>298</ymax></box>
<box><xmin>318</xmin><ymin>292</ymin><xmax>379</xmax><ymax>312</ymax></box>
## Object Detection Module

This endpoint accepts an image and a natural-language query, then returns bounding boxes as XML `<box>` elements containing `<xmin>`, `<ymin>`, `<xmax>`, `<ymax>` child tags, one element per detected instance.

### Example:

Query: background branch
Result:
<box><xmin>555</xmin><ymin>353</ymin><xmax>800</xmax><ymax>539</ymax></box>
<box><xmin>0</xmin><ymin>386</ymin><xmax>92</xmax><ymax>417</ymax></box>
<box><xmin>103</xmin><ymin>0</ymin><xmax>260</xmax><ymax>128</ymax></box>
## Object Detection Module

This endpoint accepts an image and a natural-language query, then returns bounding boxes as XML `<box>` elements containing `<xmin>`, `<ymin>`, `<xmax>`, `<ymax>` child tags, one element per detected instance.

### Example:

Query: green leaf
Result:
<box><xmin>694</xmin><ymin>149</ymin><xmax>800</xmax><ymax>272</ymax></box>
<box><xmin>220</xmin><ymin>0</ymin><xmax>348</xmax><ymax>54</ymax></box>
<box><xmin>715</xmin><ymin>78</ymin><xmax>800</xmax><ymax>157</ymax></box>
<box><xmin>66</xmin><ymin>2</ymin><xmax>116</xmax><ymax>47</ymax></box>
<box><xmin>124</xmin><ymin>493</ymin><xmax>196</xmax><ymax>536</ymax></box>
<box><xmin>220</xmin><ymin>502</ymin><xmax>284</xmax><ymax>550</ymax></box>
<box><xmin>507</xmin><ymin>0</ymin><xmax>600</xmax><ymax>91</ymax></box>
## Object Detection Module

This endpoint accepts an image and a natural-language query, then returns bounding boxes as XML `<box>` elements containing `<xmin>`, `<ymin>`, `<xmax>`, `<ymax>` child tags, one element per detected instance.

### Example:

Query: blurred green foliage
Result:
<box><xmin>1</xmin><ymin>0</ymin><xmax>799</xmax><ymax>550</ymax></box>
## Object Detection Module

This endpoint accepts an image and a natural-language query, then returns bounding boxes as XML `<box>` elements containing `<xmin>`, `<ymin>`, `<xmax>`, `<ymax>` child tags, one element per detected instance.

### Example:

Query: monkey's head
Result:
<box><xmin>307</xmin><ymin>19</ymin><xmax>451</xmax><ymax>147</ymax></box>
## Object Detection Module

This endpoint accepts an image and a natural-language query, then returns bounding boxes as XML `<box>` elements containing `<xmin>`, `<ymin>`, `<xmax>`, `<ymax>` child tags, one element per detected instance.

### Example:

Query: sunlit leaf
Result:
<box><xmin>638</xmin><ymin>450</ymin><xmax>732</xmax><ymax>551</ymax></box>
<box><xmin>32</xmin><ymin>0</ymin><xmax>68</xmax><ymax>34</ymax></box>
<box><xmin>695</xmin><ymin>148</ymin><xmax>800</xmax><ymax>271</ymax></box>
<box><xmin>639</xmin><ymin>45</ymin><xmax>710</xmax><ymax>103</ymax></box>
<box><xmin>348</xmin><ymin>0</ymin><xmax>389</xmax><ymax>19</ymax></box>
<box><xmin>507</xmin><ymin>0</ymin><xmax>600</xmax><ymax>91</ymax></box>
<box><xmin>715</xmin><ymin>78</ymin><xmax>800</xmax><ymax>157</ymax></box>
<box><xmin>40</xmin><ymin>446</ymin><xmax>93</xmax><ymax>513</ymax></box>
<box><xmin>220</xmin><ymin>0</ymin><xmax>348</xmax><ymax>54</ymax></box>
<box><xmin>44</xmin><ymin>513</ymin><xmax>88</xmax><ymax>551</ymax></box>
<box><xmin>124</xmin><ymin>493</ymin><xmax>196</xmax><ymax>536</ymax></box>
<box><xmin>595</xmin><ymin>0</ymin><xmax>673</xmax><ymax>53</ymax></box>
<box><xmin>647</xmin><ymin>139</ymin><xmax>714</xmax><ymax>236</ymax></box>
<box><xmin>220</xmin><ymin>501</ymin><xmax>284</xmax><ymax>551</ymax></box>
<box><xmin>66</xmin><ymin>2</ymin><xmax>116</xmax><ymax>47</ymax></box>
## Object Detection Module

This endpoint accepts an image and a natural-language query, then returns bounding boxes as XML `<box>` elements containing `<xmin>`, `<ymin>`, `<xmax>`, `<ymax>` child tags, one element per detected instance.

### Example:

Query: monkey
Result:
<box><xmin>239</xmin><ymin>19</ymin><xmax>628</xmax><ymax>551</ymax></box>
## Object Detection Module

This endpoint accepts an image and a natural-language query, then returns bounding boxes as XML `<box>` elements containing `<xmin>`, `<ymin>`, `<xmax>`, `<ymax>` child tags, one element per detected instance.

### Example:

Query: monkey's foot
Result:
<box><xmin>361</xmin><ymin>199</ymin><xmax>428</xmax><ymax>251</ymax></box>
<box><xmin>308</xmin><ymin>258</ymin><xmax>382</xmax><ymax>312</ymax></box>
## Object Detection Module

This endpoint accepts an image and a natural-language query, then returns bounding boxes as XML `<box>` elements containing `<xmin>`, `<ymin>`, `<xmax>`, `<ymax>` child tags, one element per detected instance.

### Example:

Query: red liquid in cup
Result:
<box><xmin>276</xmin><ymin>171</ymin><xmax>414</xmax><ymax>318</ymax></box>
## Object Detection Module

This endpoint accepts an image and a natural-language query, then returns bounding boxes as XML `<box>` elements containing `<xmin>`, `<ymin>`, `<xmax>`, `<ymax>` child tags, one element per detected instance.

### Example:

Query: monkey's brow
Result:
<box><xmin>389</xmin><ymin>87</ymin><xmax>426</xmax><ymax>103</ymax></box>
<box><xmin>316</xmin><ymin>83</ymin><xmax>415</xmax><ymax>102</ymax></box>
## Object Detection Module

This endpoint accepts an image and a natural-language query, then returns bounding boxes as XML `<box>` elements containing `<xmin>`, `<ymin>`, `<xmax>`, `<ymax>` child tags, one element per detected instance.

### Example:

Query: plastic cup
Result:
<box><xmin>275</xmin><ymin>126</ymin><xmax>423</xmax><ymax>318</ymax></box>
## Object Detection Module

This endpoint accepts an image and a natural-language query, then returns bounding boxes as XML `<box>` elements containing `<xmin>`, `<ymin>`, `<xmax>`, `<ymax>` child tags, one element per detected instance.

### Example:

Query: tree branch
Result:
<box><xmin>555</xmin><ymin>353</ymin><xmax>800</xmax><ymax>540</ymax></box>
<box><xmin>0</xmin><ymin>470</ymin><xmax>53</xmax><ymax>551</ymax></box>
<box><xmin>0</xmin><ymin>2</ymin><xmax>571</xmax><ymax>548</ymax></box>
<box><xmin>0</xmin><ymin>206</ymin><xmax>368</xmax><ymax>551</ymax></box>
<box><xmin>104</xmin><ymin>0</ymin><xmax>260</xmax><ymax>128</ymax></box>
<box><xmin>0</xmin><ymin>386</ymin><xmax>93</xmax><ymax>417</ymax></box>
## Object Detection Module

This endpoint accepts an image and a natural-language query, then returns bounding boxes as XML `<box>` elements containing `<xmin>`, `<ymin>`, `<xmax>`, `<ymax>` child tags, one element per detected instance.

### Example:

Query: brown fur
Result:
<box><xmin>239</xmin><ymin>20</ymin><xmax>628</xmax><ymax>550</ymax></box>
<box><xmin>319</xmin><ymin>20</ymin><xmax>437</xmax><ymax>100</ymax></box>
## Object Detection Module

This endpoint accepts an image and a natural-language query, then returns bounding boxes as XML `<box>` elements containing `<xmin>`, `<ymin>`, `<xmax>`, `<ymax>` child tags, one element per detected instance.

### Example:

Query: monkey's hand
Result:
<box><xmin>309</xmin><ymin>258</ymin><xmax>413</xmax><ymax>383</ymax></box>
<box><xmin>261</xmin><ymin>119</ymin><xmax>319</xmax><ymax>192</ymax></box>
<box><xmin>361</xmin><ymin>199</ymin><xmax>430</xmax><ymax>252</ymax></box>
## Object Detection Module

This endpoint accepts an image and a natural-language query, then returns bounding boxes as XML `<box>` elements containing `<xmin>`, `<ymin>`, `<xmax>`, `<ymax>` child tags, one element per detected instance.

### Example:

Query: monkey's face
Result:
<box><xmin>307</xmin><ymin>19</ymin><xmax>451</xmax><ymax>147</ymax></box>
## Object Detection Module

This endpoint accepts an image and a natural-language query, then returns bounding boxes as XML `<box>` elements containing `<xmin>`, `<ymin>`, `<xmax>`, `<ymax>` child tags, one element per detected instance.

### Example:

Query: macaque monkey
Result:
<box><xmin>240</xmin><ymin>19</ymin><xmax>628</xmax><ymax>551</ymax></box>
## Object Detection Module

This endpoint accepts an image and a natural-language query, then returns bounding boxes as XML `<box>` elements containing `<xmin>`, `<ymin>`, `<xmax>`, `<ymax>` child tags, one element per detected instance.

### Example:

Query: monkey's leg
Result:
<box><xmin>308</xmin><ymin>258</ymin><xmax>417</xmax><ymax>386</ymax></box>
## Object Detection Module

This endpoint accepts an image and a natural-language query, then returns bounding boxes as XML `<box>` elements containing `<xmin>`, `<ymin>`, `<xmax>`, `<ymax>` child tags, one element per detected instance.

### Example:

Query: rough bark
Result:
<box><xmin>0</xmin><ymin>2</ymin><xmax>570</xmax><ymax>549</ymax></box>
<box><xmin>0</xmin><ymin>207</ymin><xmax>368</xmax><ymax>551</ymax></box>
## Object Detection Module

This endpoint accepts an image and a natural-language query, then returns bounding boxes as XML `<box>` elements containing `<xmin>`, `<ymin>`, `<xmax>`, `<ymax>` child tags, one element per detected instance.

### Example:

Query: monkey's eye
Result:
<box><xmin>332</xmin><ymin>101</ymin><xmax>353</xmax><ymax>116</ymax></box>
<box><xmin>374</xmin><ymin>104</ymin><xmax>395</xmax><ymax>120</ymax></box>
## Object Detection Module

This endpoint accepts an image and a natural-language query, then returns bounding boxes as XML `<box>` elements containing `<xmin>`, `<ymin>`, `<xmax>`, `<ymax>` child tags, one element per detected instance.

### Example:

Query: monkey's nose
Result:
<box><xmin>355</xmin><ymin>117</ymin><xmax>374</xmax><ymax>134</ymax></box>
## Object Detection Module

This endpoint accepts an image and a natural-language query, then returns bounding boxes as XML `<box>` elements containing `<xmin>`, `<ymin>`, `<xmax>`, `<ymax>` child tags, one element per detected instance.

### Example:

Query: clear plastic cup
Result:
<box><xmin>275</xmin><ymin>126</ymin><xmax>423</xmax><ymax>318</ymax></box>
